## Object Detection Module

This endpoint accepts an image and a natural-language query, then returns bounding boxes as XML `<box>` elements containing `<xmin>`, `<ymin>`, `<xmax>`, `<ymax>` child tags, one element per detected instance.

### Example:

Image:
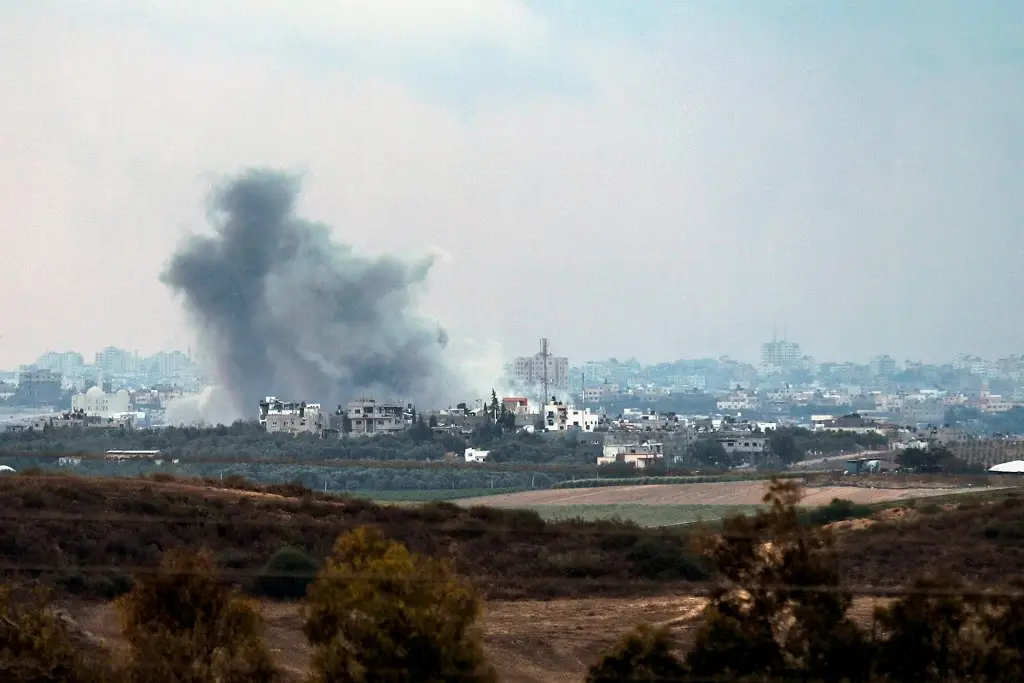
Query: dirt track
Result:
<box><xmin>71</xmin><ymin>594</ymin><xmax>888</xmax><ymax>682</ymax></box>
<box><xmin>458</xmin><ymin>481</ymin><xmax>978</xmax><ymax>508</ymax></box>
<box><xmin>71</xmin><ymin>596</ymin><xmax>707</xmax><ymax>683</ymax></box>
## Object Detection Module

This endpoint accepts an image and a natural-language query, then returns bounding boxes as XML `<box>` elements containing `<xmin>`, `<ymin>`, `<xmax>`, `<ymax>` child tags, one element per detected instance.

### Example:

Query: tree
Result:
<box><xmin>488</xmin><ymin>390</ymin><xmax>500</xmax><ymax>424</ymax></box>
<box><xmin>683</xmin><ymin>480</ymin><xmax>870</xmax><ymax>683</ymax></box>
<box><xmin>254</xmin><ymin>546</ymin><xmax>319</xmax><ymax>600</ymax></box>
<box><xmin>769</xmin><ymin>431</ymin><xmax>802</xmax><ymax>464</ymax></box>
<box><xmin>687</xmin><ymin>439</ymin><xmax>729</xmax><ymax>469</ymax></box>
<box><xmin>873</xmin><ymin>573</ymin><xmax>987</xmax><ymax>683</ymax></box>
<box><xmin>896</xmin><ymin>445</ymin><xmax>972</xmax><ymax>473</ymax></box>
<box><xmin>0</xmin><ymin>585</ymin><xmax>111</xmax><ymax>683</ymax></box>
<box><xmin>586</xmin><ymin>625</ymin><xmax>686</xmax><ymax>683</ymax></box>
<box><xmin>117</xmin><ymin>548</ymin><xmax>279</xmax><ymax>683</ymax></box>
<box><xmin>303</xmin><ymin>526</ymin><xmax>496</xmax><ymax>683</ymax></box>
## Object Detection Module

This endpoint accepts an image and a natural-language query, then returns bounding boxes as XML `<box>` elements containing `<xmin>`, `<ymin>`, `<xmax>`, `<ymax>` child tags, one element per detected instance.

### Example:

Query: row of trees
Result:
<box><xmin>0</xmin><ymin>420</ymin><xmax>600</xmax><ymax>467</ymax></box>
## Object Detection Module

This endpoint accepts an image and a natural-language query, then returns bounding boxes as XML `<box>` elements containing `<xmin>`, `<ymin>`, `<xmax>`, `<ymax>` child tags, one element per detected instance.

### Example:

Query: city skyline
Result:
<box><xmin>1</xmin><ymin>2</ymin><xmax>1022</xmax><ymax>368</ymax></box>
<box><xmin>7</xmin><ymin>339</ymin><xmax>1023</xmax><ymax>376</ymax></box>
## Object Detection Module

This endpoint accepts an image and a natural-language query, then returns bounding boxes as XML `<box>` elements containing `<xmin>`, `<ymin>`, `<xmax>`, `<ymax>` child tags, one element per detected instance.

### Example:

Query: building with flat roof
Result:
<box><xmin>346</xmin><ymin>398</ymin><xmax>406</xmax><ymax>436</ymax></box>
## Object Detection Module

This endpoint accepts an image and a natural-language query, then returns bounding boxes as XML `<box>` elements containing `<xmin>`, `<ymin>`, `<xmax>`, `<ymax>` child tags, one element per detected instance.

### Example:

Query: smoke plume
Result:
<box><xmin>162</xmin><ymin>169</ymin><xmax>450</xmax><ymax>419</ymax></box>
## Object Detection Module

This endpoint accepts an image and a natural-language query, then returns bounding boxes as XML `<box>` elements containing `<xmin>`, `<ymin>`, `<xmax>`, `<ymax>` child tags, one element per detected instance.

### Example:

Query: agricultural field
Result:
<box><xmin>519</xmin><ymin>503</ymin><xmax>763</xmax><ymax>527</ymax></box>
<box><xmin>350</xmin><ymin>487</ymin><xmax>528</xmax><ymax>502</ymax></box>
<box><xmin>457</xmin><ymin>479</ymin><xmax>991</xmax><ymax>526</ymax></box>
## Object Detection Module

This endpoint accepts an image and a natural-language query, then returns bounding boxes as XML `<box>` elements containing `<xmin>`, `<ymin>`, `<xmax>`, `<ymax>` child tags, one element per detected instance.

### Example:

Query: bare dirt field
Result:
<box><xmin>70</xmin><ymin>594</ymin><xmax>885</xmax><ymax>683</ymax></box>
<box><xmin>458</xmin><ymin>480</ymin><xmax>979</xmax><ymax>508</ymax></box>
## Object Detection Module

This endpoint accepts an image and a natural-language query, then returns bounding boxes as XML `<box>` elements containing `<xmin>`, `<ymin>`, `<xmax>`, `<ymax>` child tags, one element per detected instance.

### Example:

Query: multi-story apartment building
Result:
<box><xmin>514</xmin><ymin>352</ymin><xmax>569</xmax><ymax>391</ymax></box>
<box><xmin>346</xmin><ymin>398</ymin><xmax>406</xmax><ymax>436</ymax></box>
<box><xmin>94</xmin><ymin>346</ymin><xmax>138</xmax><ymax>375</ymax></box>
<box><xmin>759</xmin><ymin>339</ymin><xmax>802</xmax><ymax>374</ymax></box>
<box><xmin>869</xmin><ymin>354</ymin><xmax>897</xmax><ymax>378</ymax></box>
<box><xmin>16</xmin><ymin>368</ymin><xmax>63</xmax><ymax>406</ymax></box>
<box><xmin>35</xmin><ymin>351</ymin><xmax>85</xmax><ymax>376</ymax></box>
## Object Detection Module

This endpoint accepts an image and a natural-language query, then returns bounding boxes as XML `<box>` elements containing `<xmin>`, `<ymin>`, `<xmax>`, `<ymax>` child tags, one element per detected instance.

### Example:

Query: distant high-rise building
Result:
<box><xmin>869</xmin><ymin>354</ymin><xmax>897</xmax><ymax>378</ymax></box>
<box><xmin>144</xmin><ymin>350</ymin><xmax>194</xmax><ymax>377</ymax></box>
<box><xmin>760</xmin><ymin>339</ymin><xmax>802</xmax><ymax>374</ymax></box>
<box><xmin>94</xmin><ymin>346</ymin><xmax>137</xmax><ymax>374</ymax></box>
<box><xmin>36</xmin><ymin>351</ymin><xmax>85</xmax><ymax>375</ymax></box>
<box><xmin>16</xmin><ymin>368</ymin><xmax>63</xmax><ymax>406</ymax></box>
<box><xmin>513</xmin><ymin>340</ymin><xmax>569</xmax><ymax>393</ymax></box>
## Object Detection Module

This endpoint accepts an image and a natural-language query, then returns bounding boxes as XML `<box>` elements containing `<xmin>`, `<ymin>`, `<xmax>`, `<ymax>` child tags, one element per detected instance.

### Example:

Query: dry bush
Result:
<box><xmin>585</xmin><ymin>625</ymin><xmax>686</xmax><ymax>683</ymax></box>
<box><xmin>116</xmin><ymin>548</ymin><xmax>278</xmax><ymax>683</ymax></box>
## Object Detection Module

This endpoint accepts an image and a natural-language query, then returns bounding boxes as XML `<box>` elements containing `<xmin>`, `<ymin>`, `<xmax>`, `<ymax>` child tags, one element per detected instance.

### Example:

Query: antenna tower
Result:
<box><xmin>539</xmin><ymin>338</ymin><xmax>550</xmax><ymax>405</ymax></box>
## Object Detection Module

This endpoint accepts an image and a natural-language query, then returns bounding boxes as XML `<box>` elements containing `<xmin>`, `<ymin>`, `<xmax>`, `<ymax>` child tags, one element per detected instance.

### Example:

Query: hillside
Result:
<box><xmin>0</xmin><ymin>473</ymin><xmax>1019</xmax><ymax>602</ymax></box>
<box><xmin>837</xmin><ymin>492</ymin><xmax>1024</xmax><ymax>586</ymax></box>
<box><xmin>0</xmin><ymin>474</ymin><xmax>706</xmax><ymax>600</ymax></box>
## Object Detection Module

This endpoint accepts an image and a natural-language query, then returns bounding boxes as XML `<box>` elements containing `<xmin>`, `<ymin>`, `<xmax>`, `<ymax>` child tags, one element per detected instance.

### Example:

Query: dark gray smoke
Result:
<box><xmin>162</xmin><ymin>169</ymin><xmax>449</xmax><ymax>417</ymax></box>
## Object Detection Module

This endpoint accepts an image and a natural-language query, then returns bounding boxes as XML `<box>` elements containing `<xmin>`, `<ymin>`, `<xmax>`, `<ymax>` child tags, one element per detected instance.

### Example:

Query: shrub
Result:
<box><xmin>253</xmin><ymin>547</ymin><xmax>319</xmax><ymax>600</ymax></box>
<box><xmin>116</xmin><ymin>548</ymin><xmax>279</xmax><ymax>683</ymax></box>
<box><xmin>803</xmin><ymin>497</ymin><xmax>873</xmax><ymax>526</ymax></box>
<box><xmin>627</xmin><ymin>537</ymin><xmax>708</xmax><ymax>580</ymax></box>
<box><xmin>303</xmin><ymin>526</ymin><xmax>496</xmax><ymax>683</ymax></box>
<box><xmin>586</xmin><ymin>625</ymin><xmax>686</xmax><ymax>683</ymax></box>
<box><xmin>0</xmin><ymin>585</ymin><xmax>112</xmax><ymax>683</ymax></box>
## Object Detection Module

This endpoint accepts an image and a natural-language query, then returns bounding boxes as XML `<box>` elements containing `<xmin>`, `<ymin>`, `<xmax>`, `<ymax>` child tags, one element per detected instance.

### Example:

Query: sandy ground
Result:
<box><xmin>71</xmin><ymin>596</ymin><xmax>706</xmax><ymax>683</ymax></box>
<box><xmin>70</xmin><ymin>594</ymin><xmax>888</xmax><ymax>683</ymax></box>
<box><xmin>456</xmin><ymin>481</ymin><xmax>977</xmax><ymax>508</ymax></box>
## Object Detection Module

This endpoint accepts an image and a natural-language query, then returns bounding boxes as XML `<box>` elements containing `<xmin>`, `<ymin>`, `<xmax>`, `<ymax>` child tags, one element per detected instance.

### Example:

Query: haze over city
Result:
<box><xmin>2</xmin><ymin>1</ymin><xmax>1022</xmax><ymax>371</ymax></box>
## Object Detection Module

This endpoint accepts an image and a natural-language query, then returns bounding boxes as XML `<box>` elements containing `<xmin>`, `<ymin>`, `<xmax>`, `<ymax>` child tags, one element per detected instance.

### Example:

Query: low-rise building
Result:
<box><xmin>72</xmin><ymin>386</ymin><xmax>132</xmax><ymax>418</ymax></box>
<box><xmin>464</xmin><ymin>448</ymin><xmax>490</xmax><ymax>463</ymax></box>
<box><xmin>713</xmin><ymin>432</ymin><xmax>770</xmax><ymax>459</ymax></box>
<box><xmin>258</xmin><ymin>397</ymin><xmax>323</xmax><ymax>435</ymax></box>
<box><xmin>501</xmin><ymin>397</ymin><xmax>530</xmax><ymax>416</ymax></box>
<box><xmin>598</xmin><ymin>441</ymin><xmax>664</xmax><ymax>469</ymax></box>
<box><xmin>543</xmin><ymin>401</ymin><xmax>600</xmax><ymax>432</ymax></box>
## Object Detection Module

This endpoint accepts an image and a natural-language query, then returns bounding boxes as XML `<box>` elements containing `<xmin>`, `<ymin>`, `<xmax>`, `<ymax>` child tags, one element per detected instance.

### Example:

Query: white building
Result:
<box><xmin>71</xmin><ymin>386</ymin><xmax>132</xmax><ymax>418</ymax></box>
<box><xmin>543</xmin><ymin>401</ymin><xmax>599</xmax><ymax>432</ymax></box>
<box><xmin>346</xmin><ymin>398</ymin><xmax>406</xmax><ymax>436</ymax></box>
<box><xmin>464</xmin><ymin>448</ymin><xmax>490</xmax><ymax>463</ymax></box>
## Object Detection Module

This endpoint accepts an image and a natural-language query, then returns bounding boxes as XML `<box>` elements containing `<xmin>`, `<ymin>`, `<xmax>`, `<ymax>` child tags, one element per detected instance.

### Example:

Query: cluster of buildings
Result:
<box><xmin>0</xmin><ymin>347</ymin><xmax>203</xmax><ymax>409</ymax></box>
<box><xmin>257</xmin><ymin>396</ymin><xmax>412</xmax><ymax>437</ymax></box>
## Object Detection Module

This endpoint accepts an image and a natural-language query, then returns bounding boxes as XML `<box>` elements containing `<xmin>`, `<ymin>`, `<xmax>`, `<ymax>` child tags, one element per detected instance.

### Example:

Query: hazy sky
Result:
<box><xmin>2</xmin><ymin>0</ymin><xmax>1022</xmax><ymax>368</ymax></box>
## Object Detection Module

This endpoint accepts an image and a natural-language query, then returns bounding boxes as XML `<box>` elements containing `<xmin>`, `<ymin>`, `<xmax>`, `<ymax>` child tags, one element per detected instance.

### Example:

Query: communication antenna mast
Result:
<box><xmin>539</xmin><ymin>338</ymin><xmax>550</xmax><ymax>405</ymax></box>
